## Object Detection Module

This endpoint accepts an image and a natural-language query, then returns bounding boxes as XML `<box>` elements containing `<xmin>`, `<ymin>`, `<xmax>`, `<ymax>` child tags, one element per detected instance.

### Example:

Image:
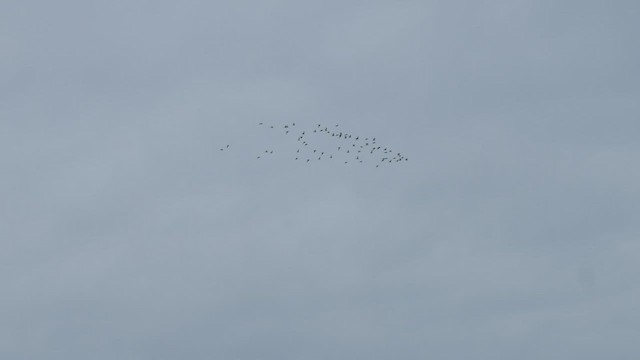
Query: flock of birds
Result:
<box><xmin>219</xmin><ymin>122</ymin><xmax>408</xmax><ymax>168</ymax></box>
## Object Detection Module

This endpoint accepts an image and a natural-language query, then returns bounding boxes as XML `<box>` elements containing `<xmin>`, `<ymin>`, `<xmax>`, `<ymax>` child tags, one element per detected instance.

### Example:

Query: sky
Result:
<box><xmin>1</xmin><ymin>1</ymin><xmax>639</xmax><ymax>359</ymax></box>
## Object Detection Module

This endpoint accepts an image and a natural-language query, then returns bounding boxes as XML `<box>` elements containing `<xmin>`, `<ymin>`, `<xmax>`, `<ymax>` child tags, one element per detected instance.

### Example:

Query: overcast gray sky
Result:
<box><xmin>1</xmin><ymin>1</ymin><xmax>639</xmax><ymax>359</ymax></box>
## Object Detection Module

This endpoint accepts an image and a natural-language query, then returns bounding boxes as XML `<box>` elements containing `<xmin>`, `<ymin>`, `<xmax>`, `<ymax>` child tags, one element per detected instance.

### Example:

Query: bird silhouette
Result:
<box><xmin>251</xmin><ymin>122</ymin><xmax>406</xmax><ymax>168</ymax></box>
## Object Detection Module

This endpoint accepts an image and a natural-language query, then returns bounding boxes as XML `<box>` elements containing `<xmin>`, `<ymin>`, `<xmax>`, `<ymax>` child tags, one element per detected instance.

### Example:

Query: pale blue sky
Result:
<box><xmin>1</xmin><ymin>1</ymin><xmax>639</xmax><ymax>359</ymax></box>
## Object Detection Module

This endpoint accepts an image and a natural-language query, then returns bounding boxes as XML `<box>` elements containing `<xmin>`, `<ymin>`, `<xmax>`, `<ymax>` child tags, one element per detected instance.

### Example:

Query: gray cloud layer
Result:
<box><xmin>1</xmin><ymin>1</ymin><xmax>639</xmax><ymax>359</ymax></box>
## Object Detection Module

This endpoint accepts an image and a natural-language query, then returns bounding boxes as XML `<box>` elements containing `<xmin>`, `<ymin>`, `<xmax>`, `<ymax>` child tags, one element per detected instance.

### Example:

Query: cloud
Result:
<box><xmin>1</xmin><ymin>1</ymin><xmax>639</xmax><ymax>359</ymax></box>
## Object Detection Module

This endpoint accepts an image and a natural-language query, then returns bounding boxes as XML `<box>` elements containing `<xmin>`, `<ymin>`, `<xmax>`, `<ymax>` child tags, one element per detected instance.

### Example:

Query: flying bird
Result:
<box><xmin>252</xmin><ymin>121</ymin><xmax>406</xmax><ymax>168</ymax></box>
